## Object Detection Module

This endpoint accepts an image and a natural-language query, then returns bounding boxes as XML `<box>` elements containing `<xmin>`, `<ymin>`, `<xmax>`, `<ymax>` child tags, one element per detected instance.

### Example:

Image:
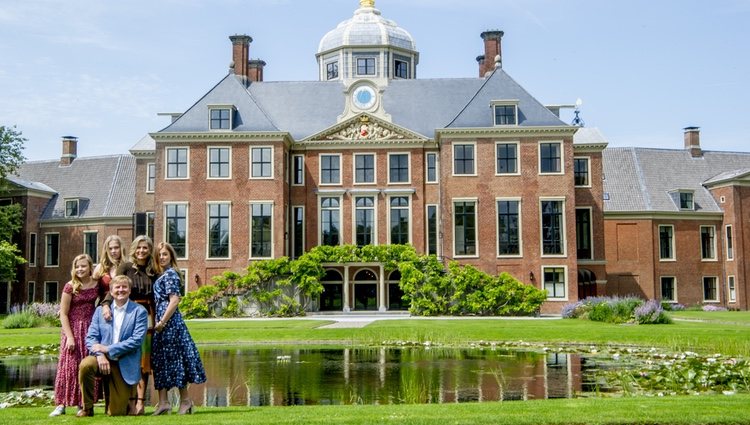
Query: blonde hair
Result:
<box><xmin>154</xmin><ymin>242</ymin><xmax>180</xmax><ymax>274</ymax></box>
<box><xmin>128</xmin><ymin>235</ymin><xmax>157</xmax><ymax>277</ymax></box>
<box><xmin>110</xmin><ymin>274</ymin><xmax>132</xmax><ymax>288</ymax></box>
<box><xmin>70</xmin><ymin>254</ymin><xmax>94</xmax><ymax>295</ymax></box>
<box><xmin>98</xmin><ymin>234</ymin><xmax>124</xmax><ymax>273</ymax></box>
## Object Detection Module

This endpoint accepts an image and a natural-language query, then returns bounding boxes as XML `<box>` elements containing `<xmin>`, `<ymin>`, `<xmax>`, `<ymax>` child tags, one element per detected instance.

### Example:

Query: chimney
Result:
<box><xmin>683</xmin><ymin>126</ymin><xmax>702</xmax><ymax>157</ymax></box>
<box><xmin>229</xmin><ymin>34</ymin><xmax>252</xmax><ymax>78</ymax></box>
<box><xmin>476</xmin><ymin>55</ymin><xmax>485</xmax><ymax>78</ymax></box>
<box><xmin>480</xmin><ymin>30</ymin><xmax>504</xmax><ymax>77</ymax></box>
<box><xmin>248</xmin><ymin>59</ymin><xmax>266</xmax><ymax>82</ymax></box>
<box><xmin>60</xmin><ymin>136</ymin><xmax>78</xmax><ymax>166</ymax></box>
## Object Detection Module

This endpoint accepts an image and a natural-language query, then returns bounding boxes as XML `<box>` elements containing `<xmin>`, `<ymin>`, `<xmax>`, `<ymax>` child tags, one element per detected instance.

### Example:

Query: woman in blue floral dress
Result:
<box><xmin>150</xmin><ymin>242</ymin><xmax>206</xmax><ymax>415</ymax></box>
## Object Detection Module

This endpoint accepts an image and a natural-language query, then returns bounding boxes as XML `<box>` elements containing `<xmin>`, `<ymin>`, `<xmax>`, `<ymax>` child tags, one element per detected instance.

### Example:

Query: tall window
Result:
<box><xmin>394</xmin><ymin>59</ymin><xmax>409</xmax><ymax>78</ymax></box>
<box><xmin>726</xmin><ymin>225</ymin><xmax>734</xmax><ymax>260</ymax></box>
<box><xmin>166</xmin><ymin>147</ymin><xmax>188</xmax><ymax>179</ymax></box>
<box><xmin>320</xmin><ymin>154</ymin><xmax>341</xmax><ymax>184</ymax></box>
<box><xmin>326</xmin><ymin>61</ymin><xmax>338</xmax><ymax>80</ymax></box>
<box><xmin>84</xmin><ymin>232</ymin><xmax>98</xmax><ymax>261</ymax></box>
<box><xmin>728</xmin><ymin>276</ymin><xmax>736</xmax><ymax>303</ymax></box>
<box><xmin>146</xmin><ymin>212</ymin><xmax>155</xmax><ymax>240</ymax></box>
<box><xmin>356</xmin><ymin>57</ymin><xmax>376</xmax><ymax>76</ymax></box>
<box><xmin>28</xmin><ymin>233</ymin><xmax>37</xmax><ymax>267</ymax></box>
<box><xmin>292</xmin><ymin>206</ymin><xmax>305</xmax><ymax>259</ymax></box>
<box><xmin>496</xmin><ymin>143</ymin><xmax>518</xmax><ymax>174</ymax></box>
<box><xmin>208</xmin><ymin>203</ymin><xmax>230</xmax><ymax>258</ymax></box>
<box><xmin>209</xmin><ymin>108</ymin><xmax>231</xmax><ymax>129</ymax></box>
<box><xmin>453</xmin><ymin>144</ymin><xmax>475</xmax><ymax>175</ymax></box>
<box><xmin>426</xmin><ymin>153</ymin><xmax>438</xmax><ymax>183</ymax></box>
<box><xmin>292</xmin><ymin>155</ymin><xmax>304</xmax><ymax>185</ymax></box>
<box><xmin>659</xmin><ymin>225</ymin><xmax>674</xmax><ymax>260</ymax></box>
<box><xmin>454</xmin><ymin>200</ymin><xmax>477</xmax><ymax>256</ymax></box>
<box><xmin>321</xmin><ymin>197</ymin><xmax>340</xmax><ymax>246</ymax></box>
<box><xmin>44</xmin><ymin>282</ymin><xmax>58</xmax><ymax>302</ymax></box>
<box><xmin>354</xmin><ymin>154</ymin><xmax>375</xmax><ymax>184</ymax></box>
<box><xmin>355</xmin><ymin>197</ymin><xmax>375</xmax><ymax>247</ymax></box>
<box><xmin>494</xmin><ymin>105</ymin><xmax>517</xmax><ymax>125</ymax></box>
<box><xmin>575</xmin><ymin>208</ymin><xmax>592</xmax><ymax>259</ymax></box>
<box><xmin>541</xmin><ymin>200</ymin><xmax>564</xmax><ymax>255</ymax></box>
<box><xmin>388</xmin><ymin>153</ymin><xmax>409</xmax><ymax>183</ymax></box>
<box><xmin>574</xmin><ymin>157</ymin><xmax>590</xmax><ymax>186</ymax></box>
<box><xmin>426</xmin><ymin>205</ymin><xmax>438</xmax><ymax>256</ymax></box>
<box><xmin>703</xmin><ymin>276</ymin><xmax>718</xmax><ymax>302</ymax></box>
<box><xmin>27</xmin><ymin>282</ymin><xmax>35</xmax><ymax>303</ymax></box>
<box><xmin>539</xmin><ymin>142</ymin><xmax>562</xmax><ymax>173</ymax></box>
<box><xmin>146</xmin><ymin>163</ymin><xmax>156</xmax><ymax>193</ymax></box>
<box><xmin>45</xmin><ymin>233</ymin><xmax>59</xmax><ymax>267</ymax></box>
<box><xmin>660</xmin><ymin>277</ymin><xmax>676</xmax><ymax>302</ymax></box>
<box><xmin>208</xmin><ymin>147</ymin><xmax>231</xmax><ymax>179</ymax></box>
<box><xmin>251</xmin><ymin>147</ymin><xmax>272</xmax><ymax>178</ymax></box>
<box><xmin>497</xmin><ymin>200</ymin><xmax>520</xmax><ymax>256</ymax></box>
<box><xmin>700</xmin><ymin>226</ymin><xmax>716</xmax><ymax>260</ymax></box>
<box><xmin>543</xmin><ymin>267</ymin><xmax>566</xmax><ymax>299</ymax></box>
<box><xmin>389</xmin><ymin>196</ymin><xmax>410</xmax><ymax>244</ymax></box>
<box><xmin>251</xmin><ymin>203</ymin><xmax>273</xmax><ymax>258</ymax></box>
<box><xmin>165</xmin><ymin>203</ymin><xmax>187</xmax><ymax>258</ymax></box>
<box><xmin>65</xmin><ymin>199</ymin><xmax>79</xmax><ymax>217</ymax></box>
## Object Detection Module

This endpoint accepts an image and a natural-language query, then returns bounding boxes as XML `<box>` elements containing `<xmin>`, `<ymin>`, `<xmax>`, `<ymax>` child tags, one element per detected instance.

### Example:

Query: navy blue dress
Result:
<box><xmin>151</xmin><ymin>268</ymin><xmax>206</xmax><ymax>390</ymax></box>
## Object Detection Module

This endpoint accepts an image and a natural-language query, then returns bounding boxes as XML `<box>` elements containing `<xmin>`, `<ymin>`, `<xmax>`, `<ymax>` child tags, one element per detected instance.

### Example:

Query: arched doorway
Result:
<box><xmin>577</xmin><ymin>269</ymin><xmax>597</xmax><ymax>300</ymax></box>
<box><xmin>387</xmin><ymin>270</ymin><xmax>408</xmax><ymax>310</ymax></box>
<box><xmin>320</xmin><ymin>269</ymin><xmax>343</xmax><ymax>311</ymax></box>
<box><xmin>353</xmin><ymin>269</ymin><xmax>378</xmax><ymax>311</ymax></box>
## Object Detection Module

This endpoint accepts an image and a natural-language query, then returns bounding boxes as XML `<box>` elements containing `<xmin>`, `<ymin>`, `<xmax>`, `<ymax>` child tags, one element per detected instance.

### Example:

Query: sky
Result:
<box><xmin>1</xmin><ymin>0</ymin><xmax>749</xmax><ymax>162</ymax></box>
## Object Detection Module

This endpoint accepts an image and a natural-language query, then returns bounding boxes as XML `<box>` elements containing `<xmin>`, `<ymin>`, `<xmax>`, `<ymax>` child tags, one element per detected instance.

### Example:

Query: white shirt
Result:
<box><xmin>112</xmin><ymin>300</ymin><xmax>129</xmax><ymax>344</ymax></box>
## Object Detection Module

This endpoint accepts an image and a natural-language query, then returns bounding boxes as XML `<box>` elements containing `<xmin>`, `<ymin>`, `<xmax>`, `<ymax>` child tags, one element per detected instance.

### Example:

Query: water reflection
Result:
<box><xmin>0</xmin><ymin>348</ymin><xmax>585</xmax><ymax>406</ymax></box>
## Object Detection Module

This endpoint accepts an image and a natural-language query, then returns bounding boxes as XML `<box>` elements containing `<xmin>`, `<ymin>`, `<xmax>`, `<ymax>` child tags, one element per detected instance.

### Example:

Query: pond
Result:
<box><xmin>0</xmin><ymin>347</ymin><xmax>596</xmax><ymax>406</ymax></box>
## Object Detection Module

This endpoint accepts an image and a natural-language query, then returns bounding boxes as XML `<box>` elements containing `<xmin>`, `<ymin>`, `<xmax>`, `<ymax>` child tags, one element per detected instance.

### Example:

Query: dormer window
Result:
<box><xmin>394</xmin><ymin>59</ymin><xmax>409</xmax><ymax>79</ymax></box>
<box><xmin>356</xmin><ymin>57</ymin><xmax>376</xmax><ymax>76</ymax></box>
<box><xmin>491</xmin><ymin>100</ymin><xmax>519</xmax><ymax>126</ymax></box>
<box><xmin>208</xmin><ymin>105</ymin><xmax>235</xmax><ymax>130</ymax></box>
<box><xmin>65</xmin><ymin>199</ymin><xmax>79</xmax><ymax>217</ymax></box>
<box><xmin>326</xmin><ymin>61</ymin><xmax>339</xmax><ymax>80</ymax></box>
<box><xmin>679</xmin><ymin>192</ymin><xmax>694</xmax><ymax>210</ymax></box>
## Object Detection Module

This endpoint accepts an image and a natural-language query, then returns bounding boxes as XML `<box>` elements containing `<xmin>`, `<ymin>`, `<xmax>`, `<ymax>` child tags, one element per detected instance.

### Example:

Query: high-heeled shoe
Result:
<box><xmin>177</xmin><ymin>400</ymin><xmax>194</xmax><ymax>415</ymax></box>
<box><xmin>152</xmin><ymin>403</ymin><xmax>172</xmax><ymax>416</ymax></box>
<box><xmin>128</xmin><ymin>397</ymin><xmax>145</xmax><ymax>416</ymax></box>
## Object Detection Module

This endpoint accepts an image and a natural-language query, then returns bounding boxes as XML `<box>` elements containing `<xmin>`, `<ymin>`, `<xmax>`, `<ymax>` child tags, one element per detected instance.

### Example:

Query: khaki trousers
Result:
<box><xmin>79</xmin><ymin>355</ymin><xmax>134</xmax><ymax>416</ymax></box>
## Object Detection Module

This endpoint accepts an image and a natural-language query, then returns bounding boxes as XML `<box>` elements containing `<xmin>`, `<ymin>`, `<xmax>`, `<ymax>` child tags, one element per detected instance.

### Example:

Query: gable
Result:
<box><xmin>303</xmin><ymin>113</ymin><xmax>428</xmax><ymax>144</ymax></box>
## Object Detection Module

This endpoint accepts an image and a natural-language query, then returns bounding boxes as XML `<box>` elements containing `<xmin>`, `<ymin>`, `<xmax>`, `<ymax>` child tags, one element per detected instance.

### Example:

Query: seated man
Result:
<box><xmin>78</xmin><ymin>275</ymin><xmax>147</xmax><ymax>416</ymax></box>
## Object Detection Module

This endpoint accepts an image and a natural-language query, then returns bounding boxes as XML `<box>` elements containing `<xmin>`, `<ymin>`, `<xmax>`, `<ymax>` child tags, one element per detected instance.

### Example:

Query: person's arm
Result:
<box><xmin>59</xmin><ymin>290</ymin><xmax>75</xmax><ymax>352</ymax></box>
<box><xmin>154</xmin><ymin>294</ymin><xmax>180</xmax><ymax>333</ymax></box>
<box><xmin>91</xmin><ymin>263</ymin><xmax>105</xmax><ymax>280</ymax></box>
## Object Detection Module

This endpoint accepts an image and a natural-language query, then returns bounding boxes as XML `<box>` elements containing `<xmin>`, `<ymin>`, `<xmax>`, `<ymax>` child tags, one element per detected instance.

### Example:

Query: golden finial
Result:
<box><xmin>360</xmin><ymin>0</ymin><xmax>375</xmax><ymax>8</ymax></box>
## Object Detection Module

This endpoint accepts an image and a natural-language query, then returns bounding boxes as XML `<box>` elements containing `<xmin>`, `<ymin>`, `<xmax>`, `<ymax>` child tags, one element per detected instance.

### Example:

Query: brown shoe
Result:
<box><xmin>76</xmin><ymin>408</ymin><xmax>93</xmax><ymax>417</ymax></box>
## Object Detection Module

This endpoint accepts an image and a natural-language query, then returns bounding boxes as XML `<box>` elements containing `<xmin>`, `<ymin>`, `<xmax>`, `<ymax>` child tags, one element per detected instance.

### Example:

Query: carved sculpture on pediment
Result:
<box><xmin>326</xmin><ymin>116</ymin><xmax>405</xmax><ymax>141</ymax></box>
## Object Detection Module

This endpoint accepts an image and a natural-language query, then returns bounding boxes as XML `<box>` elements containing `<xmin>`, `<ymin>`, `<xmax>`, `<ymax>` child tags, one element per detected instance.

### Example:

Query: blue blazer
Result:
<box><xmin>85</xmin><ymin>300</ymin><xmax>148</xmax><ymax>385</ymax></box>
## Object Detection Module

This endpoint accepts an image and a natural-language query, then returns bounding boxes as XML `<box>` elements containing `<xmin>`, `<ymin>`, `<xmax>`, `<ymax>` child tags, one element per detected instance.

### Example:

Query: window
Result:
<box><xmin>426</xmin><ymin>205</ymin><xmax>438</xmax><ymax>256</ymax></box>
<box><xmin>44</xmin><ymin>281</ymin><xmax>58</xmax><ymax>303</ymax></box>
<box><xmin>251</xmin><ymin>147</ymin><xmax>273</xmax><ymax>178</ymax></box>
<box><xmin>320</xmin><ymin>154</ymin><xmax>341</xmax><ymax>185</ymax></box>
<box><xmin>454</xmin><ymin>200</ymin><xmax>477</xmax><ymax>256</ymax></box>
<box><xmin>426</xmin><ymin>153</ymin><xmax>438</xmax><ymax>183</ymax></box>
<box><xmin>390</xmin><ymin>196</ymin><xmax>410</xmax><ymax>244</ymax></box>
<box><xmin>575</xmin><ymin>208</ymin><xmax>592</xmax><ymax>259</ymax></box>
<box><xmin>496</xmin><ymin>142</ymin><xmax>518</xmax><ymax>174</ymax></box>
<box><xmin>726</xmin><ymin>225</ymin><xmax>734</xmax><ymax>260</ymax></box>
<box><xmin>574</xmin><ymin>157</ymin><xmax>590</xmax><ymax>186</ymax></box>
<box><xmin>355</xmin><ymin>196</ymin><xmax>375</xmax><ymax>247</ymax></box>
<box><xmin>703</xmin><ymin>276</ymin><xmax>718</xmax><ymax>302</ymax></box>
<box><xmin>45</xmin><ymin>233</ymin><xmax>59</xmax><ymax>267</ymax></box>
<box><xmin>27</xmin><ymin>282</ymin><xmax>35</xmax><ymax>303</ymax></box>
<box><xmin>700</xmin><ymin>226</ymin><xmax>716</xmax><ymax>260</ymax></box>
<box><xmin>453</xmin><ymin>143</ymin><xmax>475</xmax><ymax>175</ymax></box>
<box><xmin>292</xmin><ymin>155</ymin><xmax>304</xmax><ymax>186</ymax></box>
<box><xmin>292</xmin><ymin>206</ymin><xmax>305</xmax><ymax>258</ymax></box>
<box><xmin>146</xmin><ymin>163</ymin><xmax>156</xmax><ymax>192</ymax></box>
<box><xmin>728</xmin><ymin>276</ymin><xmax>736</xmax><ymax>303</ymax></box>
<box><xmin>250</xmin><ymin>203</ymin><xmax>273</xmax><ymax>258</ymax></box>
<box><xmin>208</xmin><ymin>147</ymin><xmax>231</xmax><ymax>179</ymax></box>
<box><xmin>394</xmin><ymin>59</ymin><xmax>409</xmax><ymax>78</ymax></box>
<box><xmin>84</xmin><ymin>232</ymin><xmax>98</xmax><ymax>261</ymax></box>
<box><xmin>146</xmin><ymin>212</ymin><xmax>155</xmax><ymax>240</ymax></box>
<box><xmin>497</xmin><ymin>200</ymin><xmax>520</xmax><ymax>256</ymax></box>
<box><xmin>543</xmin><ymin>267</ymin><xmax>566</xmax><ymax>299</ymax></box>
<box><xmin>679</xmin><ymin>192</ymin><xmax>694</xmax><ymax>210</ymax></box>
<box><xmin>658</xmin><ymin>225</ymin><xmax>674</xmax><ymax>260</ymax></box>
<box><xmin>354</xmin><ymin>154</ymin><xmax>375</xmax><ymax>184</ymax></box>
<box><xmin>208</xmin><ymin>203</ymin><xmax>230</xmax><ymax>258</ymax></box>
<box><xmin>320</xmin><ymin>197</ymin><xmax>341</xmax><ymax>246</ymax></box>
<box><xmin>326</xmin><ymin>61</ymin><xmax>338</xmax><ymax>80</ymax></box>
<box><xmin>356</xmin><ymin>57</ymin><xmax>376</xmax><ymax>76</ymax></box>
<box><xmin>209</xmin><ymin>108</ymin><xmax>231</xmax><ymax>130</ymax></box>
<box><xmin>165</xmin><ymin>203</ymin><xmax>188</xmax><ymax>258</ymax></box>
<box><xmin>494</xmin><ymin>104</ymin><xmax>517</xmax><ymax>125</ymax></box>
<box><xmin>388</xmin><ymin>153</ymin><xmax>409</xmax><ymax>183</ymax></box>
<box><xmin>540</xmin><ymin>142</ymin><xmax>562</xmax><ymax>174</ymax></box>
<box><xmin>65</xmin><ymin>199</ymin><xmax>79</xmax><ymax>217</ymax></box>
<box><xmin>28</xmin><ymin>233</ymin><xmax>36</xmax><ymax>267</ymax></box>
<box><xmin>661</xmin><ymin>277</ymin><xmax>676</xmax><ymax>302</ymax></box>
<box><xmin>166</xmin><ymin>147</ymin><xmax>189</xmax><ymax>179</ymax></box>
<box><xmin>541</xmin><ymin>200</ymin><xmax>564</xmax><ymax>255</ymax></box>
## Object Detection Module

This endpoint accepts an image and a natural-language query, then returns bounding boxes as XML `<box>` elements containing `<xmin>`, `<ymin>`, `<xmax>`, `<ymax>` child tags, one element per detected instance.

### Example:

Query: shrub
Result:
<box><xmin>634</xmin><ymin>299</ymin><xmax>672</xmax><ymax>324</ymax></box>
<box><xmin>702</xmin><ymin>304</ymin><xmax>728</xmax><ymax>312</ymax></box>
<box><xmin>27</xmin><ymin>302</ymin><xmax>61</xmax><ymax>326</ymax></box>
<box><xmin>563</xmin><ymin>296</ymin><xmax>671</xmax><ymax>325</ymax></box>
<box><xmin>2</xmin><ymin>311</ymin><xmax>39</xmax><ymax>329</ymax></box>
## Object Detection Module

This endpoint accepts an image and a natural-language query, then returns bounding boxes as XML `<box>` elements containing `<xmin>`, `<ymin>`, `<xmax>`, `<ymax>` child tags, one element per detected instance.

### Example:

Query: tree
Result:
<box><xmin>0</xmin><ymin>125</ymin><xmax>26</xmax><ymax>184</ymax></box>
<box><xmin>0</xmin><ymin>125</ymin><xmax>27</xmax><ymax>281</ymax></box>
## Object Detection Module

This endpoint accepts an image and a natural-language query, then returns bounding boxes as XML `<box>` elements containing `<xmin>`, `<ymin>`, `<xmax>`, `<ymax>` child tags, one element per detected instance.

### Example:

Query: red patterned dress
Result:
<box><xmin>53</xmin><ymin>282</ymin><xmax>104</xmax><ymax>407</ymax></box>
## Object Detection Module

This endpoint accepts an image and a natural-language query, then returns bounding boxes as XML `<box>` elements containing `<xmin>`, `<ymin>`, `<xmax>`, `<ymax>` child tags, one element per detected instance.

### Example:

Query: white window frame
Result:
<box><xmin>425</xmin><ymin>204</ymin><xmax>440</xmax><ymax>257</ymax></box>
<box><xmin>658</xmin><ymin>224</ymin><xmax>676</xmax><ymax>261</ymax></box>
<box><xmin>727</xmin><ymin>275</ymin><xmax>736</xmax><ymax>303</ymax></box>
<box><xmin>452</xmin><ymin>142</ymin><xmax>477</xmax><ymax>176</ymax></box>
<box><xmin>353</xmin><ymin>153</ymin><xmax>376</xmax><ymax>185</ymax></box>
<box><xmin>206</xmin><ymin>201</ymin><xmax>232</xmax><ymax>260</ymax></box>
<box><xmin>250</xmin><ymin>146</ymin><xmax>274</xmax><ymax>179</ymax></box>
<box><xmin>725</xmin><ymin>225</ymin><xmax>734</xmax><ymax>261</ymax></box>
<box><xmin>496</xmin><ymin>197</ymin><xmax>522</xmax><ymax>258</ymax></box>
<box><xmin>660</xmin><ymin>275</ymin><xmax>677</xmax><ymax>303</ymax></box>
<box><xmin>28</xmin><ymin>232</ymin><xmax>36</xmax><ymax>267</ymax></box>
<box><xmin>326</xmin><ymin>60</ymin><xmax>339</xmax><ymax>80</ymax></box>
<box><xmin>538</xmin><ymin>141</ymin><xmax>564</xmax><ymax>175</ymax></box>
<box><xmin>495</xmin><ymin>141</ymin><xmax>520</xmax><ymax>176</ymax></box>
<box><xmin>700</xmin><ymin>225</ymin><xmax>717</xmax><ymax>261</ymax></box>
<box><xmin>319</xmin><ymin>153</ymin><xmax>342</xmax><ymax>186</ymax></box>
<box><xmin>165</xmin><ymin>147</ymin><xmax>190</xmax><ymax>180</ymax></box>
<box><xmin>387</xmin><ymin>193</ymin><xmax>413</xmax><ymax>245</ymax></box>
<box><xmin>678</xmin><ymin>191</ymin><xmax>694</xmax><ymax>210</ymax></box>
<box><xmin>351</xmin><ymin>194</ymin><xmax>378</xmax><ymax>246</ymax></box>
<box><xmin>146</xmin><ymin>162</ymin><xmax>156</xmax><ymax>193</ymax></box>
<box><xmin>45</xmin><ymin>232</ymin><xmax>60</xmax><ymax>267</ymax></box>
<box><xmin>163</xmin><ymin>202</ymin><xmax>189</xmax><ymax>260</ymax></box>
<box><xmin>425</xmin><ymin>152</ymin><xmax>439</xmax><ymax>184</ymax></box>
<box><xmin>356</xmin><ymin>56</ymin><xmax>377</xmax><ymax>76</ymax></box>
<box><xmin>452</xmin><ymin>197</ymin><xmax>479</xmax><ymax>258</ymax></box>
<box><xmin>44</xmin><ymin>281</ymin><xmax>59</xmax><ymax>303</ymax></box>
<box><xmin>208</xmin><ymin>105</ymin><xmax>234</xmax><ymax>130</ymax></box>
<box><xmin>180</xmin><ymin>268</ymin><xmax>189</xmax><ymax>295</ymax></box>
<box><xmin>292</xmin><ymin>154</ymin><xmax>305</xmax><ymax>186</ymax></box>
<box><xmin>387</xmin><ymin>152</ymin><xmax>411</xmax><ymax>184</ymax></box>
<box><xmin>65</xmin><ymin>199</ymin><xmax>79</xmax><ymax>217</ymax></box>
<box><xmin>573</xmin><ymin>156</ymin><xmax>591</xmax><ymax>187</ymax></box>
<box><xmin>542</xmin><ymin>265</ymin><xmax>568</xmax><ymax>301</ymax></box>
<box><xmin>539</xmin><ymin>197</ymin><xmax>567</xmax><ymax>258</ymax></box>
<box><xmin>249</xmin><ymin>201</ymin><xmax>274</xmax><ymax>259</ymax></box>
<box><xmin>207</xmin><ymin>146</ymin><xmax>232</xmax><ymax>180</ymax></box>
<box><xmin>146</xmin><ymin>211</ymin><xmax>155</xmax><ymax>239</ymax></box>
<box><xmin>491</xmin><ymin>100</ymin><xmax>519</xmax><ymax>126</ymax></box>
<box><xmin>83</xmin><ymin>231</ymin><xmax>98</xmax><ymax>260</ymax></box>
<box><xmin>702</xmin><ymin>276</ymin><xmax>719</xmax><ymax>302</ymax></box>
<box><xmin>318</xmin><ymin>194</ymin><xmax>344</xmax><ymax>246</ymax></box>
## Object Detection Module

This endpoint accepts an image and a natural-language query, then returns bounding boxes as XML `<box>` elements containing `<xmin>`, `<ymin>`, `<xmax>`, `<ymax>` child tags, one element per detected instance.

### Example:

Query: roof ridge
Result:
<box><xmin>631</xmin><ymin>148</ymin><xmax>652</xmax><ymax>210</ymax></box>
<box><xmin>103</xmin><ymin>156</ymin><xmax>123</xmax><ymax>217</ymax></box>
<box><xmin>245</xmin><ymin>82</ymin><xmax>281</xmax><ymax>132</ymax></box>
<box><xmin>445</xmin><ymin>68</ymin><xmax>498</xmax><ymax>127</ymax></box>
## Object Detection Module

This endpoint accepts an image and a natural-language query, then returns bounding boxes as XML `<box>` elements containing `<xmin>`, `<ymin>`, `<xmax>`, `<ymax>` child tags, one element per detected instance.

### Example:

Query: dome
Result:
<box><xmin>317</xmin><ymin>1</ymin><xmax>416</xmax><ymax>55</ymax></box>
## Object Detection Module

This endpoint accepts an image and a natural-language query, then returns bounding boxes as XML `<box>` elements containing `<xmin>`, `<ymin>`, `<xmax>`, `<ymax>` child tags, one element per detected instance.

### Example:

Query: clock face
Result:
<box><xmin>352</xmin><ymin>86</ymin><xmax>376</xmax><ymax>109</ymax></box>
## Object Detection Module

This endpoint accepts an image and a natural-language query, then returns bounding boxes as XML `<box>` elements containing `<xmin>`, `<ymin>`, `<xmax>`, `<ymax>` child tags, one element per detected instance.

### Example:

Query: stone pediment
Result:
<box><xmin>304</xmin><ymin>114</ymin><xmax>426</xmax><ymax>143</ymax></box>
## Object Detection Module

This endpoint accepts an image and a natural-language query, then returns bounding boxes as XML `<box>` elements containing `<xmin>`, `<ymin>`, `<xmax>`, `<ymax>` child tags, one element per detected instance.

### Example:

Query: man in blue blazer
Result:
<box><xmin>78</xmin><ymin>275</ymin><xmax>148</xmax><ymax>416</ymax></box>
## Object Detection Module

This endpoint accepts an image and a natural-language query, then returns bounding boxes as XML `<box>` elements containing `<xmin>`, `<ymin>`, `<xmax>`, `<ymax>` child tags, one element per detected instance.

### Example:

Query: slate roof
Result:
<box><xmin>15</xmin><ymin>155</ymin><xmax>136</xmax><ymax>221</ymax></box>
<box><xmin>158</xmin><ymin>68</ymin><xmax>566</xmax><ymax>140</ymax></box>
<box><xmin>603</xmin><ymin>147</ymin><xmax>750</xmax><ymax>214</ymax></box>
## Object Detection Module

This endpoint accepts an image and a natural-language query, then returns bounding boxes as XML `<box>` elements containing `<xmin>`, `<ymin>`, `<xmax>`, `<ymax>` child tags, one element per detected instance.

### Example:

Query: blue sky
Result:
<box><xmin>1</xmin><ymin>0</ymin><xmax>748</xmax><ymax>161</ymax></box>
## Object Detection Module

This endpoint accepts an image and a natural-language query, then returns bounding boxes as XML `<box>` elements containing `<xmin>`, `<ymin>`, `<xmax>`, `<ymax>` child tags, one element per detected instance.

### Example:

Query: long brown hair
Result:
<box><xmin>128</xmin><ymin>235</ymin><xmax>157</xmax><ymax>277</ymax></box>
<box><xmin>70</xmin><ymin>254</ymin><xmax>93</xmax><ymax>295</ymax></box>
<box><xmin>154</xmin><ymin>242</ymin><xmax>180</xmax><ymax>274</ymax></box>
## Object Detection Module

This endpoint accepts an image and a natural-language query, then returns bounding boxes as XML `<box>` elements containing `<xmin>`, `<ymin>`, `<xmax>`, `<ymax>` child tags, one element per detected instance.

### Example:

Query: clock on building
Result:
<box><xmin>352</xmin><ymin>85</ymin><xmax>377</xmax><ymax>110</ymax></box>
